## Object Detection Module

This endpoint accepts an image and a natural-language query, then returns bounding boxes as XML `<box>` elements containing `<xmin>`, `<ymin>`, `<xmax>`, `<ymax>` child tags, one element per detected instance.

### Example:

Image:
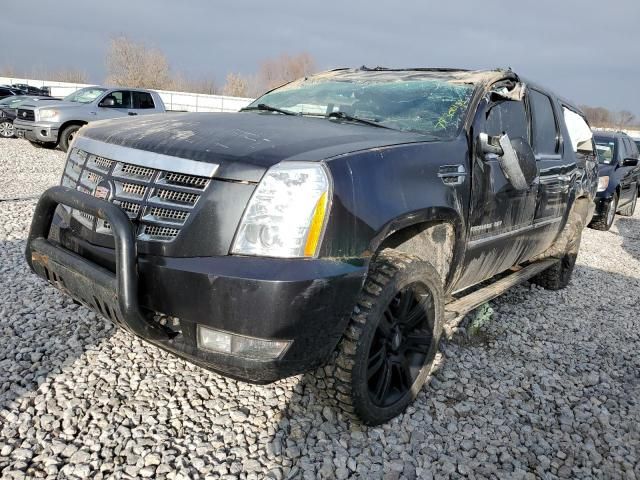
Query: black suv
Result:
<box><xmin>590</xmin><ymin>131</ymin><xmax>640</xmax><ymax>230</ymax></box>
<box><xmin>26</xmin><ymin>68</ymin><xmax>598</xmax><ymax>424</ymax></box>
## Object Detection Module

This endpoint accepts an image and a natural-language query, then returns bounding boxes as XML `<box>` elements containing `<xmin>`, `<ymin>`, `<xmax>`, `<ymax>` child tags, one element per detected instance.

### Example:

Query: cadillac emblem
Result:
<box><xmin>93</xmin><ymin>181</ymin><xmax>112</xmax><ymax>201</ymax></box>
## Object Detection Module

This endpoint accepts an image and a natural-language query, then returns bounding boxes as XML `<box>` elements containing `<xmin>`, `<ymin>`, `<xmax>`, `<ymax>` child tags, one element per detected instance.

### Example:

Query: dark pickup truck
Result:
<box><xmin>26</xmin><ymin>67</ymin><xmax>598</xmax><ymax>424</ymax></box>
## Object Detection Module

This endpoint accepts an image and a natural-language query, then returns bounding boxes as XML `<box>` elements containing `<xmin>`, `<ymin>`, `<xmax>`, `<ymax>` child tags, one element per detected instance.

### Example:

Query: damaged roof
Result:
<box><xmin>311</xmin><ymin>67</ymin><xmax>517</xmax><ymax>86</ymax></box>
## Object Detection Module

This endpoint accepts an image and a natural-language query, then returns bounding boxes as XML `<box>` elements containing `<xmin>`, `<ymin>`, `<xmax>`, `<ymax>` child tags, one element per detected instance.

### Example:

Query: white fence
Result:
<box><xmin>0</xmin><ymin>77</ymin><xmax>254</xmax><ymax>113</ymax></box>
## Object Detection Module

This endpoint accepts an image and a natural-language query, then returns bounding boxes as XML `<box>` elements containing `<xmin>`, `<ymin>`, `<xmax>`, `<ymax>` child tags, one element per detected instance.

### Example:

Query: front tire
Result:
<box><xmin>326</xmin><ymin>249</ymin><xmax>443</xmax><ymax>425</ymax></box>
<box><xmin>589</xmin><ymin>193</ymin><xmax>618</xmax><ymax>231</ymax></box>
<box><xmin>59</xmin><ymin>124</ymin><xmax>81</xmax><ymax>152</ymax></box>
<box><xmin>0</xmin><ymin>120</ymin><xmax>14</xmax><ymax>138</ymax></box>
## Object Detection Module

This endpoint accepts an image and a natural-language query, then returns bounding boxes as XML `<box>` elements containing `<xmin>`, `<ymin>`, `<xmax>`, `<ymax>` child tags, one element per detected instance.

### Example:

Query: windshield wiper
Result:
<box><xmin>240</xmin><ymin>103</ymin><xmax>298</xmax><ymax>116</ymax></box>
<box><xmin>325</xmin><ymin>111</ymin><xmax>393</xmax><ymax>130</ymax></box>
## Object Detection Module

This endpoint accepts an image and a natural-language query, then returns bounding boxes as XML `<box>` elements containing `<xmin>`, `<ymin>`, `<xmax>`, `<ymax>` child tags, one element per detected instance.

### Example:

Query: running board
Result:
<box><xmin>444</xmin><ymin>258</ymin><xmax>556</xmax><ymax>326</ymax></box>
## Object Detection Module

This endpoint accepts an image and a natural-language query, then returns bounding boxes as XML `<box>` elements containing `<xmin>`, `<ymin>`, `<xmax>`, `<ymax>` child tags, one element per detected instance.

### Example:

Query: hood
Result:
<box><xmin>22</xmin><ymin>100</ymin><xmax>82</xmax><ymax>110</ymax></box>
<box><xmin>79</xmin><ymin>112</ymin><xmax>430</xmax><ymax>181</ymax></box>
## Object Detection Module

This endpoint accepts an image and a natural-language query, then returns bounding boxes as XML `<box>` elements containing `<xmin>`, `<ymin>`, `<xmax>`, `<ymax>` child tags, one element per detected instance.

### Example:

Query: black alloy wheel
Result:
<box><xmin>367</xmin><ymin>283</ymin><xmax>435</xmax><ymax>408</ymax></box>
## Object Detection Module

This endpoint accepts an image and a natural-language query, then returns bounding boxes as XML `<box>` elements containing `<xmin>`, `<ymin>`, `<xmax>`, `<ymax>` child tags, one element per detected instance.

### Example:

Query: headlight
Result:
<box><xmin>597</xmin><ymin>176</ymin><xmax>609</xmax><ymax>192</ymax></box>
<box><xmin>39</xmin><ymin>109</ymin><xmax>58</xmax><ymax>120</ymax></box>
<box><xmin>231</xmin><ymin>162</ymin><xmax>331</xmax><ymax>258</ymax></box>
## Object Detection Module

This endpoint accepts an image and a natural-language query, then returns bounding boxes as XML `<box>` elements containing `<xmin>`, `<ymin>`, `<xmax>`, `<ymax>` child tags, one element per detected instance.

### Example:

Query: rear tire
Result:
<box><xmin>0</xmin><ymin>120</ymin><xmax>14</xmax><ymax>138</ymax></box>
<box><xmin>589</xmin><ymin>193</ymin><xmax>618</xmax><ymax>231</ymax></box>
<box><xmin>531</xmin><ymin>213</ymin><xmax>584</xmax><ymax>290</ymax></box>
<box><xmin>618</xmin><ymin>189</ymin><xmax>637</xmax><ymax>217</ymax></box>
<box><xmin>324</xmin><ymin>249</ymin><xmax>443</xmax><ymax>425</ymax></box>
<box><xmin>59</xmin><ymin>124</ymin><xmax>81</xmax><ymax>152</ymax></box>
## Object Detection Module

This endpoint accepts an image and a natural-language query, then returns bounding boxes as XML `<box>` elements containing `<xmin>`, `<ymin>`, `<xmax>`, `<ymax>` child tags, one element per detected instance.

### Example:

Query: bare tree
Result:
<box><xmin>222</xmin><ymin>73</ymin><xmax>250</xmax><ymax>97</ymax></box>
<box><xmin>616</xmin><ymin>110</ymin><xmax>636</xmax><ymax>129</ymax></box>
<box><xmin>171</xmin><ymin>73</ymin><xmax>218</xmax><ymax>95</ymax></box>
<box><xmin>105</xmin><ymin>36</ymin><xmax>172</xmax><ymax>89</ymax></box>
<box><xmin>47</xmin><ymin>69</ymin><xmax>89</xmax><ymax>84</ymax></box>
<box><xmin>253</xmin><ymin>52</ymin><xmax>316</xmax><ymax>95</ymax></box>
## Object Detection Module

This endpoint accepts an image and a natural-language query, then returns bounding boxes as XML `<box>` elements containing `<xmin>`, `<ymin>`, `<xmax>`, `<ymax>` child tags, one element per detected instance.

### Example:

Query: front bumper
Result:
<box><xmin>13</xmin><ymin>119</ymin><xmax>59</xmax><ymax>143</ymax></box>
<box><xmin>27</xmin><ymin>187</ymin><xmax>367</xmax><ymax>383</ymax></box>
<box><xmin>592</xmin><ymin>194</ymin><xmax>614</xmax><ymax>220</ymax></box>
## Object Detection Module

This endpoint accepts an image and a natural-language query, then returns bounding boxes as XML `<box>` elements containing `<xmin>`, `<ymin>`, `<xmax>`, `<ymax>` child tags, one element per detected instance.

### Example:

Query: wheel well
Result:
<box><xmin>57</xmin><ymin>120</ymin><xmax>87</xmax><ymax>142</ymax></box>
<box><xmin>572</xmin><ymin>196</ymin><xmax>592</xmax><ymax>224</ymax></box>
<box><xmin>377</xmin><ymin>222</ymin><xmax>455</xmax><ymax>284</ymax></box>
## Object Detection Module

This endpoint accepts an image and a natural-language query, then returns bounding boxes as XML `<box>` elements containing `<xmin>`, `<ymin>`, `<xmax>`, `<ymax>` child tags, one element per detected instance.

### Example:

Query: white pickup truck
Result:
<box><xmin>13</xmin><ymin>86</ymin><xmax>166</xmax><ymax>152</ymax></box>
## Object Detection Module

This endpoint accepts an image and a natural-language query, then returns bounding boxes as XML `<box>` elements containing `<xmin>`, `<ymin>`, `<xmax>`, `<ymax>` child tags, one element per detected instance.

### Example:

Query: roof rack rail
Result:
<box><xmin>357</xmin><ymin>66</ymin><xmax>471</xmax><ymax>72</ymax></box>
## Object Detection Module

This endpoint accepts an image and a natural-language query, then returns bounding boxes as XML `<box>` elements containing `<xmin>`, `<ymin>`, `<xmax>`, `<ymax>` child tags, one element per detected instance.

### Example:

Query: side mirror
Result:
<box><xmin>100</xmin><ymin>97</ymin><xmax>115</xmax><ymax>107</ymax></box>
<box><xmin>479</xmin><ymin>132</ymin><xmax>503</xmax><ymax>155</ymax></box>
<box><xmin>623</xmin><ymin>157</ymin><xmax>639</xmax><ymax>167</ymax></box>
<box><xmin>478</xmin><ymin>132</ymin><xmax>537</xmax><ymax>191</ymax></box>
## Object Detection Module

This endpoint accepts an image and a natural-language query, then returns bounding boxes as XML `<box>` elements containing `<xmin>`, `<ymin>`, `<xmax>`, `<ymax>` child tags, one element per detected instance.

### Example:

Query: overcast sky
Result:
<box><xmin>2</xmin><ymin>0</ymin><xmax>639</xmax><ymax>115</ymax></box>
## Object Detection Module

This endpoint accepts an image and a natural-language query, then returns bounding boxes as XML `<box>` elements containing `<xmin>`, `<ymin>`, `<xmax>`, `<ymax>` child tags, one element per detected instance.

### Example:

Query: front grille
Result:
<box><xmin>17</xmin><ymin>109</ymin><xmax>35</xmax><ymax>121</ymax></box>
<box><xmin>122</xmin><ymin>183</ymin><xmax>147</xmax><ymax>198</ymax></box>
<box><xmin>162</xmin><ymin>172</ymin><xmax>209</xmax><ymax>189</ymax></box>
<box><xmin>61</xmin><ymin>147</ymin><xmax>211</xmax><ymax>242</ymax></box>
<box><xmin>146</xmin><ymin>206</ymin><xmax>189</xmax><ymax>222</ymax></box>
<box><xmin>141</xmin><ymin>225</ymin><xmax>180</xmax><ymax>239</ymax></box>
<box><xmin>156</xmin><ymin>189</ymin><xmax>199</xmax><ymax>205</ymax></box>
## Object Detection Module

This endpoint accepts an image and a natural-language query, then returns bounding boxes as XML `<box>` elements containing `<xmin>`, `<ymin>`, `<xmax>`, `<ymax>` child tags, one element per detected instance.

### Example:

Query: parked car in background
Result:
<box><xmin>0</xmin><ymin>86</ymin><xmax>24</xmax><ymax>100</ymax></box>
<box><xmin>10</xmin><ymin>84</ymin><xmax>50</xmax><ymax>96</ymax></box>
<box><xmin>26</xmin><ymin>67</ymin><xmax>598</xmax><ymax>425</ymax></box>
<box><xmin>0</xmin><ymin>96</ymin><xmax>61</xmax><ymax>138</ymax></box>
<box><xmin>589</xmin><ymin>131</ymin><xmax>640</xmax><ymax>230</ymax></box>
<box><xmin>13</xmin><ymin>86</ymin><xmax>166</xmax><ymax>152</ymax></box>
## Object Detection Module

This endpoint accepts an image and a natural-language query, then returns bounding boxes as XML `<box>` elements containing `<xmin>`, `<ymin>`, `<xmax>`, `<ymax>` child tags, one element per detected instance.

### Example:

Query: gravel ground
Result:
<box><xmin>0</xmin><ymin>137</ymin><xmax>639</xmax><ymax>479</ymax></box>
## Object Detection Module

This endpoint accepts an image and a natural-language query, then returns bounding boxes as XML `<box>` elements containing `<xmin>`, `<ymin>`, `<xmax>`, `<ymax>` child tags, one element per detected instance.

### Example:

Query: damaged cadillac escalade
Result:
<box><xmin>26</xmin><ymin>67</ymin><xmax>598</xmax><ymax>425</ymax></box>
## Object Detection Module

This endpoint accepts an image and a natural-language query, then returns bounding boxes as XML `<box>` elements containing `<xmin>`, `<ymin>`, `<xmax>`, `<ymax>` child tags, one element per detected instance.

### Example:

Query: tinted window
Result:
<box><xmin>133</xmin><ymin>91</ymin><xmax>155</xmax><ymax>109</ymax></box>
<box><xmin>0</xmin><ymin>88</ymin><xmax>12</xmax><ymax>96</ymax></box>
<box><xmin>485</xmin><ymin>100</ymin><xmax>529</xmax><ymax>141</ymax></box>
<box><xmin>529</xmin><ymin>90</ymin><xmax>558</xmax><ymax>155</ymax></box>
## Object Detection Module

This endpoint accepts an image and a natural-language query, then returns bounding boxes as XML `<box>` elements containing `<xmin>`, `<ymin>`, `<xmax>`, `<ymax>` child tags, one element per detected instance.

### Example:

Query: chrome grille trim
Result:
<box><xmin>74</xmin><ymin>136</ymin><xmax>219</xmax><ymax>177</ymax></box>
<box><xmin>63</xmin><ymin>143</ymin><xmax>211</xmax><ymax>242</ymax></box>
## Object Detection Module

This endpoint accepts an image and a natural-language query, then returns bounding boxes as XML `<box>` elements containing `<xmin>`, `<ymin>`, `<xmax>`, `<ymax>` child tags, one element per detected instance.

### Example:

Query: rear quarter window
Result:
<box><xmin>133</xmin><ymin>92</ymin><xmax>155</xmax><ymax>109</ymax></box>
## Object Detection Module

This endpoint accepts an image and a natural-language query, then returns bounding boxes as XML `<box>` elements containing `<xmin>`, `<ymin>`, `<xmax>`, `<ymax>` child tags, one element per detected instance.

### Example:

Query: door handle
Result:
<box><xmin>438</xmin><ymin>165</ymin><xmax>467</xmax><ymax>186</ymax></box>
<box><xmin>128</xmin><ymin>112</ymin><xmax>137</xmax><ymax>116</ymax></box>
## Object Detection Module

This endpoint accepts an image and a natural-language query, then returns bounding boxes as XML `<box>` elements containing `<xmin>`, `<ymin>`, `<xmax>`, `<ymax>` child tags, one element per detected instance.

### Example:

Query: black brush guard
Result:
<box><xmin>25</xmin><ymin>186</ymin><xmax>171</xmax><ymax>341</ymax></box>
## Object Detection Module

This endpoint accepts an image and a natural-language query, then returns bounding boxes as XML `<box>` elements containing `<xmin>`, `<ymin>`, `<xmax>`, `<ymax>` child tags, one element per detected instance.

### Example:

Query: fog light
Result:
<box><xmin>197</xmin><ymin>325</ymin><xmax>290</xmax><ymax>360</ymax></box>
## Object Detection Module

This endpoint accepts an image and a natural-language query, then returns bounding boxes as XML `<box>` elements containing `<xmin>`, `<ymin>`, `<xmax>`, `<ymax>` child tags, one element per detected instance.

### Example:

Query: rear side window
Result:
<box><xmin>623</xmin><ymin>137</ymin><xmax>638</xmax><ymax>158</ymax></box>
<box><xmin>484</xmin><ymin>100</ymin><xmax>529</xmax><ymax>142</ymax></box>
<box><xmin>529</xmin><ymin>90</ymin><xmax>559</xmax><ymax>155</ymax></box>
<box><xmin>133</xmin><ymin>92</ymin><xmax>155</xmax><ymax>109</ymax></box>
